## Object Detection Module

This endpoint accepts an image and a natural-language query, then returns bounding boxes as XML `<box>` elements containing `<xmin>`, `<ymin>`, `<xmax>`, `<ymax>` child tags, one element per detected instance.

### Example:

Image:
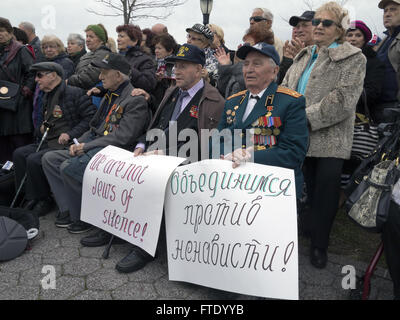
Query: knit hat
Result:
<box><xmin>86</xmin><ymin>24</ymin><xmax>108</xmax><ymax>44</ymax></box>
<box><xmin>348</xmin><ymin>20</ymin><xmax>372</xmax><ymax>44</ymax></box>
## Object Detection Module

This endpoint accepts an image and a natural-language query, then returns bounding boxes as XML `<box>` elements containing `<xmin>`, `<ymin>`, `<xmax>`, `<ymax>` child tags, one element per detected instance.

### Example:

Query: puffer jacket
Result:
<box><xmin>68</xmin><ymin>45</ymin><xmax>111</xmax><ymax>90</ymax></box>
<box><xmin>282</xmin><ymin>42</ymin><xmax>366</xmax><ymax>159</ymax></box>
<box><xmin>123</xmin><ymin>45</ymin><xmax>156</xmax><ymax>93</ymax></box>
<box><xmin>48</xmin><ymin>52</ymin><xmax>75</xmax><ymax>79</ymax></box>
<box><xmin>40</xmin><ymin>80</ymin><xmax>97</xmax><ymax>141</ymax></box>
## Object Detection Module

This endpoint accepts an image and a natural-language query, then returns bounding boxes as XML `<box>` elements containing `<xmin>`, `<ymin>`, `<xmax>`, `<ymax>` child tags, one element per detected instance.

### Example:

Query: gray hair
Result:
<box><xmin>253</xmin><ymin>8</ymin><xmax>274</xmax><ymax>22</ymax></box>
<box><xmin>19</xmin><ymin>21</ymin><xmax>35</xmax><ymax>33</ymax></box>
<box><xmin>67</xmin><ymin>33</ymin><xmax>86</xmax><ymax>48</ymax></box>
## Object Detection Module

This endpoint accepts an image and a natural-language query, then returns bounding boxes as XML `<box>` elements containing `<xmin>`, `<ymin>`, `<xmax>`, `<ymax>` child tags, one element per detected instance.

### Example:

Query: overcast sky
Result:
<box><xmin>2</xmin><ymin>0</ymin><xmax>387</xmax><ymax>49</ymax></box>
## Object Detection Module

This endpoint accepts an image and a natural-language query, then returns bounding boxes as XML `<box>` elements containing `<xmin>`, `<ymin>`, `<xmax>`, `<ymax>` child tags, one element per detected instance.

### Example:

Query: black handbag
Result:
<box><xmin>345</xmin><ymin>158</ymin><xmax>400</xmax><ymax>233</ymax></box>
<box><xmin>0</xmin><ymin>79</ymin><xmax>20</xmax><ymax>112</ymax></box>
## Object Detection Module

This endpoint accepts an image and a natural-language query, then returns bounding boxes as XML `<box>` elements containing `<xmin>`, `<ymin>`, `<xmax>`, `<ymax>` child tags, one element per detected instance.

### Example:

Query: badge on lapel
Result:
<box><xmin>190</xmin><ymin>105</ymin><xmax>199</xmax><ymax>119</ymax></box>
<box><xmin>52</xmin><ymin>105</ymin><xmax>63</xmax><ymax>118</ymax></box>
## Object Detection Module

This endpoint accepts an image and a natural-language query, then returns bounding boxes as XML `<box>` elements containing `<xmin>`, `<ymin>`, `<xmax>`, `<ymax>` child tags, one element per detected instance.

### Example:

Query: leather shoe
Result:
<box><xmin>310</xmin><ymin>246</ymin><xmax>327</xmax><ymax>269</ymax></box>
<box><xmin>116</xmin><ymin>246</ymin><xmax>154</xmax><ymax>273</ymax></box>
<box><xmin>81</xmin><ymin>228</ymin><xmax>125</xmax><ymax>247</ymax></box>
<box><xmin>67</xmin><ymin>221</ymin><xmax>92</xmax><ymax>234</ymax></box>
<box><xmin>33</xmin><ymin>197</ymin><xmax>54</xmax><ymax>216</ymax></box>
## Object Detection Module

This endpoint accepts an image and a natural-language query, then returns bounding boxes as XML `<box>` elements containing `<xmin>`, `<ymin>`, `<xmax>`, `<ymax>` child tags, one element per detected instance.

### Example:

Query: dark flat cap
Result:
<box><xmin>289</xmin><ymin>11</ymin><xmax>315</xmax><ymax>27</ymax></box>
<box><xmin>91</xmin><ymin>52</ymin><xmax>131</xmax><ymax>75</ymax></box>
<box><xmin>30</xmin><ymin>62</ymin><xmax>64</xmax><ymax>78</ymax></box>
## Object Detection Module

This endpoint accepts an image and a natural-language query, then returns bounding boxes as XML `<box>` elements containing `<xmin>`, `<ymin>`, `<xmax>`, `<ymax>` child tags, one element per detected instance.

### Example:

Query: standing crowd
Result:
<box><xmin>0</xmin><ymin>0</ymin><xmax>399</xmax><ymax>300</ymax></box>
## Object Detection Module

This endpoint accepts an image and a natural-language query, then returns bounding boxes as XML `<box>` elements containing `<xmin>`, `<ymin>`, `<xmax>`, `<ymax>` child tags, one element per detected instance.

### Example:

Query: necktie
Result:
<box><xmin>171</xmin><ymin>90</ymin><xmax>189</xmax><ymax>121</ymax></box>
<box><xmin>243</xmin><ymin>95</ymin><xmax>260</xmax><ymax>122</ymax></box>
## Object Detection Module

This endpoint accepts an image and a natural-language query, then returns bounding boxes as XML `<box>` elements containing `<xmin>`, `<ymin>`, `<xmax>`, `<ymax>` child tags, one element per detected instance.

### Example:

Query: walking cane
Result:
<box><xmin>10</xmin><ymin>122</ymin><xmax>54</xmax><ymax>208</ymax></box>
<box><xmin>102</xmin><ymin>235</ymin><xmax>115</xmax><ymax>259</ymax></box>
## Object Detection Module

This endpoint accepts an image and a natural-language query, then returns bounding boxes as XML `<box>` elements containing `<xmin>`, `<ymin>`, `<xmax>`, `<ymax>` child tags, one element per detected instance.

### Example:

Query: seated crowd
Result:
<box><xmin>0</xmin><ymin>0</ymin><xmax>399</xmax><ymax>300</ymax></box>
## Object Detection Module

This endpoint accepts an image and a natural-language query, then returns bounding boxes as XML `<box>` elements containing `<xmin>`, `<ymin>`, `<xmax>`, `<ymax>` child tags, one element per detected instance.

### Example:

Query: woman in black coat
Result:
<box><xmin>346</xmin><ymin>21</ymin><xmax>385</xmax><ymax>122</ymax></box>
<box><xmin>0</xmin><ymin>17</ymin><xmax>35</xmax><ymax>163</ymax></box>
<box><xmin>116</xmin><ymin>24</ymin><xmax>157</xmax><ymax>94</ymax></box>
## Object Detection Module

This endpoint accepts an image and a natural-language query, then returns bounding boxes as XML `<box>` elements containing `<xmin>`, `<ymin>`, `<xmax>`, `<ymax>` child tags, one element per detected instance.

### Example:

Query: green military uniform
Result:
<box><xmin>216</xmin><ymin>81</ymin><xmax>309</xmax><ymax>198</ymax></box>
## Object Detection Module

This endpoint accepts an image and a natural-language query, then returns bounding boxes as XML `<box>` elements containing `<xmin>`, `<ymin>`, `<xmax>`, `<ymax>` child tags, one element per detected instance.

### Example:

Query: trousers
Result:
<box><xmin>302</xmin><ymin>157</ymin><xmax>344</xmax><ymax>249</ymax></box>
<box><xmin>12</xmin><ymin>143</ymin><xmax>51</xmax><ymax>200</ymax></box>
<box><xmin>382</xmin><ymin>201</ymin><xmax>400</xmax><ymax>299</ymax></box>
<box><xmin>41</xmin><ymin>150</ymin><xmax>83</xmax><ymax>222</ymax></box>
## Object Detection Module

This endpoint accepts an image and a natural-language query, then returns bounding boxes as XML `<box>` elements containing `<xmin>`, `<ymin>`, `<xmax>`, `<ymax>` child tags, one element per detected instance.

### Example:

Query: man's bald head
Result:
<box><xmin>151</xmin><ymin>23</ymin><xmax>168</xmax><ymax>35</ymax></box>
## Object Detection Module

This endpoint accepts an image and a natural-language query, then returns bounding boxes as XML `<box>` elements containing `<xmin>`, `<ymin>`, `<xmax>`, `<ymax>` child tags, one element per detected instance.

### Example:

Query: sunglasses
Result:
<box><xmin>35</xmin><ymin>71</ymin><xmax>51</xmax><ymax>79</ymax></box>
<box><xmin>249</xmin><ymin>16</ymin><xmax>268</xmax><ymax>23</ymax></box>
<box><xmin>312</xmin><ymin>19</ymin><xmax>338</xmax><ymax>27</ymax></box>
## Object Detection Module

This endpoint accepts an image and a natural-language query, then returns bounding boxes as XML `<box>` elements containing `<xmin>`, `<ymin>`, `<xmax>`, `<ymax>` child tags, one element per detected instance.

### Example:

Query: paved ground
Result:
<box><xmin>0</xmin><ymin>209</ymin><xmax>395</xmax><ymax>301</ymax></box>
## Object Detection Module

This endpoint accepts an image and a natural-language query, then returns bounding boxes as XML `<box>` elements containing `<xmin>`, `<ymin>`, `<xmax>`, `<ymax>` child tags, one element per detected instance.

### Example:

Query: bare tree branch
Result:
<box><xmin>86</xmin><ymin>0</ymin><xmax>187</xmax><ymax>24</ymax></box>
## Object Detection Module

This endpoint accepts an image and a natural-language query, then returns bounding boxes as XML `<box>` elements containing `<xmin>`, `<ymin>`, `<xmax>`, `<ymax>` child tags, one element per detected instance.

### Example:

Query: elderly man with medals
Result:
<box><xmin>41</xmin><ymin>53</ymin><xmax>150</xmax><ymax>234</ymax></box>
<box><xmin>215</xmin><ymin>43</ymin><xmax>309</xmax><ymax>199</ymax></box>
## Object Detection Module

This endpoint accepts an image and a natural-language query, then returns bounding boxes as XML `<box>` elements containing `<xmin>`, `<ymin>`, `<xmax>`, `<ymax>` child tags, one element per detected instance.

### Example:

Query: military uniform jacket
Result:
<box><xmin>216</xmin><ymin>82</ymin><xmax>309</xmax><ymax>198</ymax></box>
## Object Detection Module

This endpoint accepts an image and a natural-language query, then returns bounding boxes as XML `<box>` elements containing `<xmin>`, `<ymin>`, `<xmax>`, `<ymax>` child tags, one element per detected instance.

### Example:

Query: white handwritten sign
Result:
<box><xmin>164</xmin><ymin>159</ymin><xmax>299</xmax><ymax>300</ymax></box>
<box><xmin>81</xmin><ymin>146</ymin><xmax>185</xmax><ymax>256</ymax></box>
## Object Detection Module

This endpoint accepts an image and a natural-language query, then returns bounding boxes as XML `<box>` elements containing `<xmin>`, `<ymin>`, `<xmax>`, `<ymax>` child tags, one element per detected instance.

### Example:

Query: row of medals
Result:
<box><xmin>103</xmin><ymin>112</ymin><xmax>122</xmax><ymax>136</ymax></box>
<box><xmin>226</xmin><ymin>106</ymin><xmax>281</xmax><ymax>137</ymax></box>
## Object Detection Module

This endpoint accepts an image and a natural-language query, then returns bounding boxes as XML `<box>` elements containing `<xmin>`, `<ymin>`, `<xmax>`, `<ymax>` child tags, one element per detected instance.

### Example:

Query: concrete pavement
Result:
<box><xmin>0</xmin><ymin>210</ymin><xmax>394</xmax><ymax>300</ymax></box>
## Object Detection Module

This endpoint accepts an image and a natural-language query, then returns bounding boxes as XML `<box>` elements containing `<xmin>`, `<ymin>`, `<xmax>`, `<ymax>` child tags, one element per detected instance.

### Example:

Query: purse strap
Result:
<box><xmin>360</xmin><ymin>89</ymin><xmax>373</xmax><ymax>122</ymax></box>
<box><xmin>0</xmin><ymin>63</ymin><xmax>17</xmax><ymax>83</ymax></box>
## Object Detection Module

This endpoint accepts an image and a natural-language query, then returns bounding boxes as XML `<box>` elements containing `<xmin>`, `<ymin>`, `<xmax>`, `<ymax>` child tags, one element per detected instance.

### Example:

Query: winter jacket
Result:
<box><xmin>217</xmin><ymin>62</ymin><xmax>245</xmax><ymax>99</ymax></box>
<box><xmin>282</xmin><ymin>42</ymin><xmax>366</xmax><ymax>159</ymax></box>
<box><xmin>123</xmin><ymin>45</ymin><xmax>157</xmax><ymax>93</ymax></box>
<box><xmin>68</xmin><ymin>45</ymin><xmax>111</xmax><ymax>90</ymax></box>
<box><xmin>69</xmin><ymin>49</ymin><xmax>87</xmax><ymax>68</ymax></box>
<box><xmin>0</xmin><ymin>39</ymin><xmax>35</xmax><ymax>136</ymax></box>
<box><xmin>357</xmin><ymin>45</ymin><xmax>385</xmax><ymax>122</ymax></box>
<box><xmin>40</xmin><ymin>81</ymin><xmax>97</xmax><ymax>143</ymax></box>
<box><xmin>47</xmin><ymin>52</ymin><xmax>75</xmax><ymax>79</ymax></box>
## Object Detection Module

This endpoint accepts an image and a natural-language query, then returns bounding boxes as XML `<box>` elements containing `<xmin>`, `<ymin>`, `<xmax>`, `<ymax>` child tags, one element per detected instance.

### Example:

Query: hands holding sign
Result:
<box><xmin>222</xmin><ymin>146</ymin><xmax>254</xmax><ymax>168</ymax></box>
<box><xmin>134</xmin><ymin>148</ymin><xmax>165</xmax><ymax>157</ymax></box>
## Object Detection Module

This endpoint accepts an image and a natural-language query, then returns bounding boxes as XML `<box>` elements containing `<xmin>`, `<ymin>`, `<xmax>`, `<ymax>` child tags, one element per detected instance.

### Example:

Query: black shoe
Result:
<box><xmin>116</xmin><ymin>246</ymin><xmax>154</xmax><ymax>273</ymax></box>
<box><xmin>81</xmin><ymin>228</ymin><xmax>125</xmax><ymax>247</ymax></box>
<box><xmin>67</xmin><ymin>221</ymin><xmax>92</xmax><ymax>234</ymax></box>
<box><xmin>310</xmin><ymin>246</ymin><xmax>328</xmax><ymax>269</ymax></box>
<box><xmin>81</xmin><ymin>228</ymin><xmax>112</xmax><ymax>247</ymax></box>
<box><xmin>33</xmin><ymin>197</ymin><xmax>54</xmax><ymax>216</ymax></box>
<box><xmin>55</xmin><ymin>211</ymin><xmax>72</xmax><ymax>228</ymax></box>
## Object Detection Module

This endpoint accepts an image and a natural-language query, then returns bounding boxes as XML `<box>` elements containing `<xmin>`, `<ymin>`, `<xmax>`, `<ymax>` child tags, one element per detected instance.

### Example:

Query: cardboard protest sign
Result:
<box><xmin>81</xmin><ymin>146</ymin><xmax>186</xmax><ymax>256</ymax></box>
<box><xmin>164</xmin><ymin>159</ymin><xmax>299</xmax><ymax>300</ymax></box>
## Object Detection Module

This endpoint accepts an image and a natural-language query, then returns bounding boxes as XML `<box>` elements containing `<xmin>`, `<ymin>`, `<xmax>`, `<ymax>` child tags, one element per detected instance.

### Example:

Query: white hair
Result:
<box><xmin>253</xmin><ymin>8</ymin><xmax>274</xmax><ymax>22</ymax></box>
<box><xmin>19</xmin><ymin>21</ymin><xmax>35</xmax><ymax>33</ymax></box>
<box><xmin>67</xmin><ymin>33</ymin><xmax>86</xmax><ymax>48</ymax></box>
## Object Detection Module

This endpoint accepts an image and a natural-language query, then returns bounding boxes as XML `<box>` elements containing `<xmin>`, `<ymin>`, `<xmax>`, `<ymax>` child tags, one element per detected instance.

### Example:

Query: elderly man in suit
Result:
<box><xmin>80</xmin><ymin>43</ymin><xmax>226</xmax><ymax>274</ymax></box>
<box><xmin>41</xmin><ymin>53</ymin><xmax>150</xmax><ymax>234</ymax></box>
<box><xmin>216</xmin><ymin>43</ymin><xmax>309</xmax><ymax>200</ymax></box>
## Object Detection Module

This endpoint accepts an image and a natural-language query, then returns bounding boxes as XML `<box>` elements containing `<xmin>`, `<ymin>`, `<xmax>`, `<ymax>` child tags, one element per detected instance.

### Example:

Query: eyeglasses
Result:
<box><xmin>249</xmin><ymin>16</ymin><xmax>268</xmax><ymax>23</ymax></box>
<box><xmin>35</xmin><ymin>71</ymin><xmax>51</xmax><ymax>79</ymax></box>
<box><xmin>186</xmin><ymin>34</ymin><xmax>202</xmax><ymax>42</ymax></box>
<box><xmin>312</xmin><ymin>19</ymin><xmax>338</xmax><ymax>27</ymax></box>
<box><xmin>42</xmin><ymin>45</ymin><xmax>57</xmax><ymax>50</ymax></box>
